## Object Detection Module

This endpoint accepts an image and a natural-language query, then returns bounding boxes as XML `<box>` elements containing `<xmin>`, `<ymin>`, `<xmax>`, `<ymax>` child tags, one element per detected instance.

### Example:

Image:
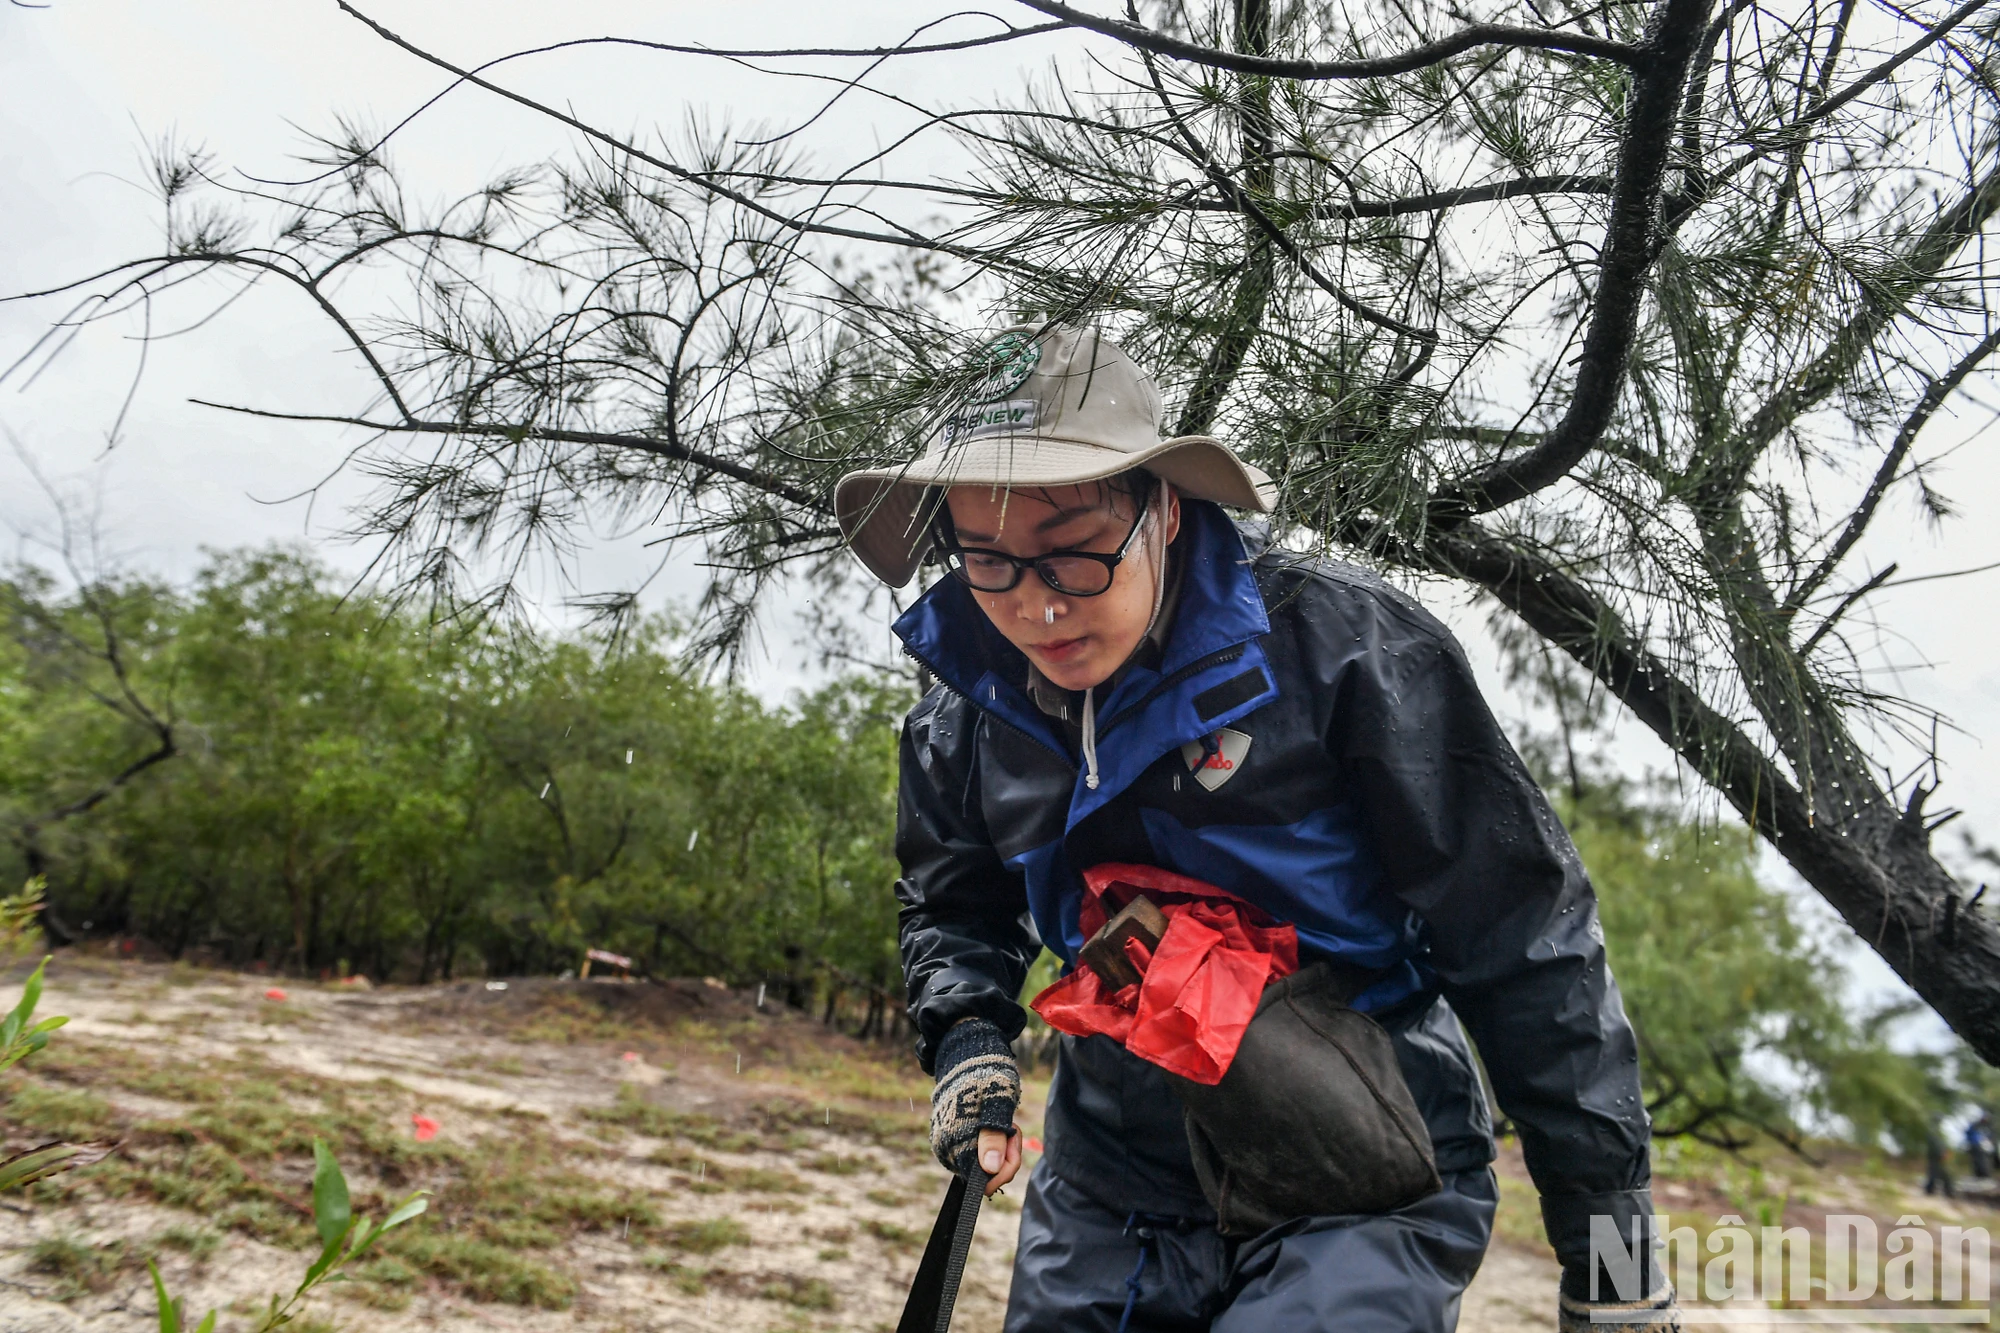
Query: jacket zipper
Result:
<box><xmin>904</xmin><ymin>638</ymin><xmax>1253</xmax><ymax>766</ymax></box>
<box><xmin>901</xmin><ymin>644</ymin><xmax>1075</xmax><ymax>768</ymax></box>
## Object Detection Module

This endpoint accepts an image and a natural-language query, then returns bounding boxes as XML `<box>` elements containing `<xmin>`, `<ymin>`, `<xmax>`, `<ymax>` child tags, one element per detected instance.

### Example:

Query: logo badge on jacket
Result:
<box><xmin>1179</xmin><ymin>728</ymin><xmax>1251</xmax><ymax>791</ymax></box>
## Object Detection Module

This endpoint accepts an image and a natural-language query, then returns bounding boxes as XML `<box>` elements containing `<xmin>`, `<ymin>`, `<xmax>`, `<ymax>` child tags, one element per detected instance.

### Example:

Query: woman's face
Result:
<box><xmin>943</xmin><ymin>481</ymin><xmax>1181</xmax><ymax>692</ymax></box>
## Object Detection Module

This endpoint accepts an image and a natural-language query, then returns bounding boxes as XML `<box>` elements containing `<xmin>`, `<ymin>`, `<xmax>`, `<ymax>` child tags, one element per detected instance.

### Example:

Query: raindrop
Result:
<box><xmin>688</xmin><ymin>829</ymin><xmax>700</xmax><ymax>851</ymax></box>
<box><xmin>539</xmin><ymin>783</ymin><xmax>551</xmax><ymax>800</ymax></box>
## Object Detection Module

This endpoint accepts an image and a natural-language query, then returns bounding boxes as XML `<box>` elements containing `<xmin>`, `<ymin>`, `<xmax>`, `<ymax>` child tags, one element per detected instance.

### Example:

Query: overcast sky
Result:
<box><xmin>5</xmin><ymin>1</ymin><xmax>1997</xmax><ymax>1041</ymax></box>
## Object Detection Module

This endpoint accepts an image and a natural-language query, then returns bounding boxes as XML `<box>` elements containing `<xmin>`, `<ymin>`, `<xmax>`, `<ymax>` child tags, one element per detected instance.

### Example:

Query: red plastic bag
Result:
<box><xmin>1030</xmin><ymin>863</ymin><xmax>1297</xmax><ymax>1085</ymax></box>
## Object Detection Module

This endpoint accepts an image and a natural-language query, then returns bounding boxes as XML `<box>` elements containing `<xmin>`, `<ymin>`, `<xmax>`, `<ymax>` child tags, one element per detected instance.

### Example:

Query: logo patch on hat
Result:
<box><xmin>943</xmin><ymin>398</ymin><xmax>1038</xmax><ymax>444</ymax></box>
<box><xmin>1179</xmin><ymin>728</ymin><xmax>1251</xmax><ymax>791</ymax></box>
<box><xmin>969</xmin><ymin>331</ymin><xmax>1042</xmax><ymax>402</ymax></box>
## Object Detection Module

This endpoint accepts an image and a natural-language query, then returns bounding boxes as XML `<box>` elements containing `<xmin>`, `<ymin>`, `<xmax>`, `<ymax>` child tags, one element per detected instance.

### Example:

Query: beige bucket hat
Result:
<box><xmin>834</xmin><ymin>325</ymin><xmax>1278</xmax><ymax>587</ymax></box>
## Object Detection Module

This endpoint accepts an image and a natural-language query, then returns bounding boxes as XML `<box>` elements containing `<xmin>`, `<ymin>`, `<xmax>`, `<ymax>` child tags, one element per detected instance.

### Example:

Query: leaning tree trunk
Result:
<box><xmin>1433</xmin><ymin>522</ymin><xmax>2000</xmax><ymax>1064</ymax></box>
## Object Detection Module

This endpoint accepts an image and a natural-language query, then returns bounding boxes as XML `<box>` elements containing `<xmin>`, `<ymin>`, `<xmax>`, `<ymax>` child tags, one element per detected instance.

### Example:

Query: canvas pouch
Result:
<box><xmin>1170</xmin><ymin>961</ymin><xmax>1441</xmax><ymax>1235</ymax></box>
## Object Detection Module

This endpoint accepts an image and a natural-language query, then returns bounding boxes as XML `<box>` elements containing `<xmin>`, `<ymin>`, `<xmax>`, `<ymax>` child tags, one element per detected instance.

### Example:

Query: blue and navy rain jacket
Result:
<box><xmin>892</xmin><ymin>500</ymin><xmax>1653</xmax><ymax>1268</ymax></box>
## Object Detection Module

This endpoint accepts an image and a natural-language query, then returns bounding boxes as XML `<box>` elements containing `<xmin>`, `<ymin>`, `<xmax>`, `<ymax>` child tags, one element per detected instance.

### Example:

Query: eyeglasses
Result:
<box><xmin>937</xmin><ymin>487</ymin><xmax>1152</xmax><ymax>597</ymax></box>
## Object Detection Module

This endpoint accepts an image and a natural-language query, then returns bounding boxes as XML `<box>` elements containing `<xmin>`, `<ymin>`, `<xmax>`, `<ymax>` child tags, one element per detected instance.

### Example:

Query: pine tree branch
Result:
<box><xmin>1014</xmin><ymin>0</ymin><xmax>1648</xmax><ymax>76</ymax></box>
<box><xmin>336</xmin><ymin>3</ymin><xmax>1025</xmax><ymax>267</ymax></box>
<box><xmin>1784</xmin><ymin>325</ymin><xmax>2000</xmax><ymax>614</ymax></box>
<box><xmin>1795</xmin><ymin>562</ymin><xmax>1898</xmax><ymax>659</ymax></box>
<box><xmin>1428</xmin><ymin>0</ymin><xmax>1716</xmax><ymax>521</ymax></box>
<box><xmin>1717</xmin><ymin>160</ymin><xmax>2000</xmax><ymax>504</ymax></box>
<box><xmin>186</xmin><ymin>402</ymin><xmax>829</xmax><ymax>513</ymax></box>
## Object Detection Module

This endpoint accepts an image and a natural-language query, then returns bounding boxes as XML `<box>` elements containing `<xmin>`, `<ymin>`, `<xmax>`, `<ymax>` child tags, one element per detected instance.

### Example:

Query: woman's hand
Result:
<box><xmin>977</xmin><ymin>1126</ymin><xmax>1023</xmax><ymax>1195</ymax></box>
<box><xmin>929</xmin><ymin>1019</ymin><xmax>1021</xmax><ymax>1185</ymax></box>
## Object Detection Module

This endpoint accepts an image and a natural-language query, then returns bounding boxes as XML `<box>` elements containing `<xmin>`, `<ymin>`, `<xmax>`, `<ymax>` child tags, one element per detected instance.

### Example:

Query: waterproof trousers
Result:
<box><xmin>1003</xmin><ymin>1164</ymin><xmax>1497</xmax><ymax>1333</ymax></box>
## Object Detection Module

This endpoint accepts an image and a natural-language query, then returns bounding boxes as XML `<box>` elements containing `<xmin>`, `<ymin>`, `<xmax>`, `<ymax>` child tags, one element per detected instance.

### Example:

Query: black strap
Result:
<box><xmin>1262</xmin><ymin>957</ymin><xmax>1391</xmax><ymax>1012</ymax></box>
<box><xmin>897</xmin><ymin>1164</ymin><xmax>990</xmax><ymax>1333</ymax></box>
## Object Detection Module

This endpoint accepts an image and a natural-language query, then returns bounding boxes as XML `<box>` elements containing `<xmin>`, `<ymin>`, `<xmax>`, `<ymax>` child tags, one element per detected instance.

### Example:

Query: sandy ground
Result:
<box><xmin>0</xmin><ymin>958</ymin><xmax>1560</xmax><ymax>1332</ymax></box>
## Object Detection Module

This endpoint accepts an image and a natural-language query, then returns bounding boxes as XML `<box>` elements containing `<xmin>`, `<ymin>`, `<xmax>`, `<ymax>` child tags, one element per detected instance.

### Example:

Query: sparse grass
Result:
<box><xmin>861</xmin><ymin>1218</ymin><xmax>921</xmax><ymax>1250</ymax></box>
<box><xmin>3</xmin><ymin>1082</ymin><xmax>118</xmax><ymax>1138</ymax></box>
<box><xmin>642</xmin><ymin>1253</ymin><xmax>711</xmax><ymax>1295</ymax></box>
<box><xmin>255</xmin><ymin>1001</ymin><xmax>313</xmax><ymax>1026</ymax></box>
<box><xmin>758</xmin><ymin>1273</ymin><xmax>837</xmax><ymax>1310</ymax></box>
<box><xmin>772</xmin><ymin>1051</ymin><xmax>930</xmax><ymax>1109</ymax></box>
<box><xmin>1</xmin><ymin>970</ymin><xmax>957</xmax><ymax>1323</ymax></box>
<box><xmin>1491</xmin><ymin>1163</ymin><xmax>1555</xmax><ymax>1255</ymax></box>
<box><xmin>587</xmin><ymin>1084</ymin><xmax>765</xmax><ymax>1149</ymax></box>
<box><xmin>662</xmin><ymin>1217</ymin><xmax>750</xmax><ymax>1254</ymax></box>
<box><xmin>730</xmin><ymin>1164</ymin><xmax>810</xmax><ymax>1193</ymax></box>
<box><xmin>506</xmin><ymin>991</ymin><xmax>650</xmax><ymax>1046</ymax></box>
<box><xmin>757</xmin><ymin>1097</ymin><xmax>927</xmax><ymax>1158</ymax></box>
<box><xmin>383</xmin><ymin>1229</ymin><xmax>577</xmax><ymax>1308</ymax></box>
<box><xmin>864</xmin><ymin>1189</ymin><xmax>907</xmax><ymax>1208</ymax></box>
<box><xmin>10</xmin><ymin>1035</ymin><xmax>655</xmax><ymax>1308</ymax></box>
<box><xmin>29</xmin><ymin>1234</ymin><xmax>127</xmax><ymax>1299</ymax></box>
<box><xmin>344</xmin><ymin>1255</ymin><xmax>419</xmax><ymax>1311</ymax></box>
<box><xmin>648</xmin><ymin>1142</ymin><xmax>707</xmax><ymax>1173</ymax></box>
<box><xmin>451</xmin><ymin>1133</ymin><xmax>661</xmax><ymax>1232</ymax></box>
<box><xmin>647</xmin><ymin>1143</ymin><xmax>802</xmax><ymax>1192</ymax></box>
<box><xmin>804</xmin><ymin>1152</ymin><xmax>868</xmax><ymax>1175</ymax></box>
<box><xmin>154</xmin><ymin>1223</ymin><xmax>222</xmax><ymax>1261</ymax></box>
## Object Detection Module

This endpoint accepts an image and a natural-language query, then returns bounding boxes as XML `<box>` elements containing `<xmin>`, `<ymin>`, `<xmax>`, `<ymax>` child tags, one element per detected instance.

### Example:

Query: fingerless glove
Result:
<box><xmin>928</xmin><ymin>1018</ymin><xmax>1020</xmax><ymax>1174</ymax></box>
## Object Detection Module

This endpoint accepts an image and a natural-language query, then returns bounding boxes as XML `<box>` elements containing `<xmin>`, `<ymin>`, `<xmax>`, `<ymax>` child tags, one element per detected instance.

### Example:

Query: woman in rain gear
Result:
<box><xmin>836</xmin><ymin>325</ymin><xmax>1677</xmax><ymax>1333</ymax></box>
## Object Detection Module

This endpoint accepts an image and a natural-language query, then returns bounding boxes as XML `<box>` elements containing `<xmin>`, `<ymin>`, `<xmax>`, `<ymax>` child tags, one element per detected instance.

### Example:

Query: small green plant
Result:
<box><xmin>0</xmin><ymin>952</ymin><xmax>105</xmax><ymax>1194</ymax></box>
<box><xmin>149</xmin><ymin>1139</ymin><xmax>428</xmax><ymax>1333</ymax></box>
<box><xmin>0</xmin><ymin>878</ymin><xmax>48</xmax><ymax>960</ymax></box>
<box><xmin>0</xmin><ymin>954</ymin><xmax>68</xmax><ymax>1074</ymax></box>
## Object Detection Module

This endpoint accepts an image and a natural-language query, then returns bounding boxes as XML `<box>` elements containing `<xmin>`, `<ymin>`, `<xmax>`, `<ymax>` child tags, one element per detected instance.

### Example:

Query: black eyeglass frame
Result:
<box><xmin>932</xmin><ymin>483</ymin><xmax>1154</xmax><ymax>598</ymax></box>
